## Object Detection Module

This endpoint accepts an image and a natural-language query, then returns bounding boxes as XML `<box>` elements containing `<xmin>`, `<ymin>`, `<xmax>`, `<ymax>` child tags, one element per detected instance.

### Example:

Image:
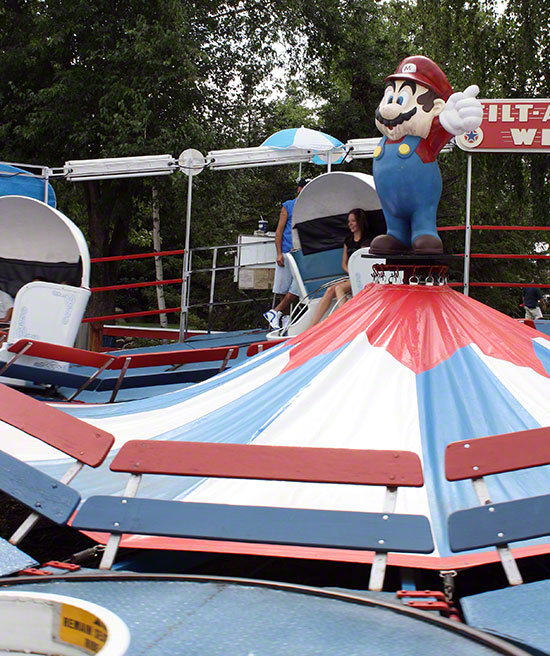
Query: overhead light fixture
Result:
<box><xmin>345</xmin><ymin>137</ymin><xmax>454</xmax><ymax>159</ymax></box>
<box><xmin>64</xmin><ymin>155</ymin><xmax>178</xmax><ymax>181</ymax></box>
<box><xmin>344</xmin><ymin>138</ymin><xmax>381</xmax><ymax>159</ymax></box>
<box><xmin>206</xmin><ymin>146</ymin><xmax>323</xmax><ymax>171</ymax></box>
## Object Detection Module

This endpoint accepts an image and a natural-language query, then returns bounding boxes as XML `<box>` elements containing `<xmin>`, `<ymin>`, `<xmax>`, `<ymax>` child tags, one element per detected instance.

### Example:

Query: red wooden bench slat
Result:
<box><xmin>0</xmin><ymin>384</ymin><xmax>114</xmax><ymax>466</ymax></box>
<box><xmin>108</xmin><ymin>346</ymin><xmax>240</xmax><ymax>369</ymax></box>
<box><xmin>111</xmin><ymin>440</ymin><xmax>424</xmax><ymax>486</ymax></box>
<box><xmin>445</xmin><ymin>427</ymin><xmax>550</xmax><ymax>481</ymax></box>
<box><xmin>8</xmin><ymin>340</ymin><xmax>113</xmax><ymax>369</ymax></box>
<box><xmin>246</xmin><ymin>340</ymin><xmax>284</xmax><ymax>357</ymax></box>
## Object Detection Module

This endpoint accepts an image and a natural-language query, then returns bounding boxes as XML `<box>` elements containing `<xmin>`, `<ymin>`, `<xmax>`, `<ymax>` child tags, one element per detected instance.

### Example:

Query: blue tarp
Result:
<box><xmin>0</xmin><ymin>163</ymin><xmax>56</xmax><ymax>207</ymax></box>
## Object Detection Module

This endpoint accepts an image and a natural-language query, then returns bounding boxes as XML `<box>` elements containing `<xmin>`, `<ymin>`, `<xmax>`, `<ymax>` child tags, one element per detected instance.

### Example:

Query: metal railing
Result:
<box><xmin>87</xmin><ymin>236</ymin><xmax>277</xmax><ymax>337</ymax></box>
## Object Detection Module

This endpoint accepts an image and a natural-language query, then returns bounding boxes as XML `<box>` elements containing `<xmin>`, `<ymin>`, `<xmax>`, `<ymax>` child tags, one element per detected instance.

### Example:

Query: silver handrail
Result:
<box><xmin>183</xmin><ymin>235</ymin><xmax>276</xmax><ymax>334</ymax></box>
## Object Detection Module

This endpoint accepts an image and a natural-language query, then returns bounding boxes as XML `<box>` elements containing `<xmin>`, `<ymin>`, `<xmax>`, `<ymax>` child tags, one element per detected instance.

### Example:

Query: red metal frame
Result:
<box><xmin>90</xmin><ymin>248</ymin><xmax>185</xmax><ymax>263</ymax></box>
<box><xmin>80</xmin><ymin>221</ymin><xmax>550</xmax><ymax>327</ymax></box>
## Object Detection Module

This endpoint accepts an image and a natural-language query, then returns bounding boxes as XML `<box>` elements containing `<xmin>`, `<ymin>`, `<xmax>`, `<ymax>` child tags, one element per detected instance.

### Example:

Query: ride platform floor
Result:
<box><xmin>1</xmin><ymin>573</ymin><xmax>528</xmax><ymax>656</ymax></box>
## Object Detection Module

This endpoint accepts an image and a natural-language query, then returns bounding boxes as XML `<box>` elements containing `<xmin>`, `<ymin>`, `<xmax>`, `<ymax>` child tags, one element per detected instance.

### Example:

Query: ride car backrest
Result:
<box><xmin>8</xmin><ymin>282</ymin><xmax>90</xmax><ymax>355</ymax></box>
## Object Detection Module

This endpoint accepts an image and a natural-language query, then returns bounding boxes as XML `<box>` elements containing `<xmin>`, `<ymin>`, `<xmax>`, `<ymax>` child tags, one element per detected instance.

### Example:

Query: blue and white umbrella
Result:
<box><xmin>261</xmin><ymin>127</ymin><xmax>343</xmax><ymax>152</ymax></box>
<box><xmin>261</xmin><ymin>127</ymin><xmax>345</xmax><ymax>168</ymax></box>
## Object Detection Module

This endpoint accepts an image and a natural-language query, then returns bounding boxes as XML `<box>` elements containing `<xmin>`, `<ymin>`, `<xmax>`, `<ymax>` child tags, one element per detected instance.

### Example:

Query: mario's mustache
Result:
<box><xmin>375</xmin><ymin>106</ymin><xmax>417</xmax><ymax>128</ymax></box>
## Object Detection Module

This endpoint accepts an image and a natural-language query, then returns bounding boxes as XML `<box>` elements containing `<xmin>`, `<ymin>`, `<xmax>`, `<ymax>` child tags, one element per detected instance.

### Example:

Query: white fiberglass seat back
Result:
<box><xmin>0</xmin><ymin>196</ymin><xmax>91</xmax><ymax>372</ymax></box>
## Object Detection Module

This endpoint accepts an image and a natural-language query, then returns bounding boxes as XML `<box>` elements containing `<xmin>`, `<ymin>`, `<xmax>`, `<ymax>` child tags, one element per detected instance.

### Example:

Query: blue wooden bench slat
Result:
<box><xmin>93</xmin><ymin>367</ymin><xmax>217</xmax><ymax>391</ymax></box>
<box><xmin>449</xmin><ymin>494</ymin><xmax>550</xmax><ymax>552</ymax></box>
<box><xmin>1</xmin><ymin>362</ymin><xmax>101</xmax><ymax>390</ymax></box>
<box><xmin>0</xmin><ymin>450</ymin><xmax>81</xmax><ymax>524</ymax></box>
<box><xmin>73</xmin><ymin>496</ymin><xmax>435</xmax><ymax>553</ymax></box>
<box><xmin>445</xmin><ymin>430</ymin><xmax>550</xmax><ymax>652</ymax></box>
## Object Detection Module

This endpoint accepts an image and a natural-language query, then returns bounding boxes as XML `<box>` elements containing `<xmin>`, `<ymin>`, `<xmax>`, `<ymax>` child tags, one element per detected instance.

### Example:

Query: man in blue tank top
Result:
<box><xmin>264</xmin><ymin>179</ymin><xmax>307</xmax><ymax>329</ymax></box>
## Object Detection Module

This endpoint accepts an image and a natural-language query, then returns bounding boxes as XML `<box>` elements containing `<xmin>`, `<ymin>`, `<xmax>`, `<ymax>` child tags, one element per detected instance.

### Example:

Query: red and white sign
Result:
<box><xmin>456</xmin><ymin>99</ymin><xmax>550</xmax><ymax>152</ymax></box>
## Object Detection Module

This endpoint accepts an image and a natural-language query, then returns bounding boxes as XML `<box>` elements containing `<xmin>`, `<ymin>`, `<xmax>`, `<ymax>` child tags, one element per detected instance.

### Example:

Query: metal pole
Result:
<box><xmin>43</xmin><ymin>168</ymin><xmax>49</xmax><ymax>205</ymax></box>
<box><xmin>463</xmin><ymin>154</ymin><xmax>473</xmax><ymax>296</ymax></box>
<box><xmin>207</xmin><ymin>247</ymin><xmax>218</xmax><ymax>333</ymax></box>
<box><xmin>178</xmin><ymin>173</ymin><xmax>193</xmax><ymax>341</ymax></box>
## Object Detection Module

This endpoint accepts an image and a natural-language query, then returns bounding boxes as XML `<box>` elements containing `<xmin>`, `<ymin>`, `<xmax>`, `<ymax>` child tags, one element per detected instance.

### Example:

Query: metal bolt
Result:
<box><xmin>378</xmin><ymin>539</ymin><xmax>385</xmax><ymax>544</ymax></box>
<box><xmin>464</xmin><ymin>444</ymin><xmax>470</xmax><ymax>449</ymax></box>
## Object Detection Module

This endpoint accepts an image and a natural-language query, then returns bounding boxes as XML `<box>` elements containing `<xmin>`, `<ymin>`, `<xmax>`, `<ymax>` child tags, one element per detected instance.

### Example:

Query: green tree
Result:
<box><xmin>0</xmin><ymin>0</ymin><xmax>309</xmax><ymax>322</ymax></box>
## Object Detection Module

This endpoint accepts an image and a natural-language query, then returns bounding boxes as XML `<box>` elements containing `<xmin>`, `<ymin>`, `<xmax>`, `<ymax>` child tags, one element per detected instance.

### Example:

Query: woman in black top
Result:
<box><xmin>309</xmin><ymin>208</ymin><xmax>371</xmax><ymax>327</ymax></box>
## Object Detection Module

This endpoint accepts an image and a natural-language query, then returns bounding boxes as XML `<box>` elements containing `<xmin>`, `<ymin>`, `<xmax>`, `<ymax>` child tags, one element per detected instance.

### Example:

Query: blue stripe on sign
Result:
<box><xmin>62</xmin><ymin>341</ymin><xmax>293</xmax><ymax>420</ymax></box>
<box><xmin>416</xmin><ymin>344</ymin><xmax>549</xmax><ymax>558</ymax></box>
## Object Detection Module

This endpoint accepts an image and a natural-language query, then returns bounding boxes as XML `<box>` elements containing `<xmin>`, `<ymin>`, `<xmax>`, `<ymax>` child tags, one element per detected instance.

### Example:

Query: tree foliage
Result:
<box><xmin>1</xmin><ymin>0</ymin><xmax>548</xmax><ymax>325</ymax></box>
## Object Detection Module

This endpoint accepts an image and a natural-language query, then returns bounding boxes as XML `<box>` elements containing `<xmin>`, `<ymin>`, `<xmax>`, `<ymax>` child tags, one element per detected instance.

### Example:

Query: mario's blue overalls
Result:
<box><xmin>373</xmin><ymin>134</ymin><xmax>442</xmax><ymax>248</ymax></box>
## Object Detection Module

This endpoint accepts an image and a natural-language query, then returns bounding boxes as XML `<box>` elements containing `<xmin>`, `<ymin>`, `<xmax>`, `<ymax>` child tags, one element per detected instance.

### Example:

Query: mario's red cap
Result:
<box><xmin>385</xmin><ymin>56</ymin><xmax>453</xmax><ymax>101</ymax></box>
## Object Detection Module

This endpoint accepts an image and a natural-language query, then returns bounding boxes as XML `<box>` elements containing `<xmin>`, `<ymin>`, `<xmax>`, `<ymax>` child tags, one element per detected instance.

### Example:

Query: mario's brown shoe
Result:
<box><xmin>412</xmin><ymin>234</ymin><xmax>444</xmax><ymax>255</ymax></box>
<box><xmin>369</xmin><ymin>234</ymin><xmax>410</xmax><ymax>255</ymax></box>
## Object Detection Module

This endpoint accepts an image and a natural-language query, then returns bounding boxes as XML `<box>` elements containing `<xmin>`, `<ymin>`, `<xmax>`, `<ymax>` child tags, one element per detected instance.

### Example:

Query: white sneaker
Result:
<box><xmin>281</xmin><ymin>315</ymin><xmax>290</xmax><ymax>333</ymax></box>
<box><xmin>263</xmin><ymin>309</ymin><xmax>282</xmax><ymax>329</ymax></box>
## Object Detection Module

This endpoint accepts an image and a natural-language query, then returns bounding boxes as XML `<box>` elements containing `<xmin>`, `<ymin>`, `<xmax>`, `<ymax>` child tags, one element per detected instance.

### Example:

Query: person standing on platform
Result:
<box><xmin>263</xmin><ymin>178</ymin><xmax>307</xmax><ymax>330</ymax></box>
<box><xmin>523</xmin><ymin>281</ymin><xmax>546</xmax><ymax>320</ymax></box>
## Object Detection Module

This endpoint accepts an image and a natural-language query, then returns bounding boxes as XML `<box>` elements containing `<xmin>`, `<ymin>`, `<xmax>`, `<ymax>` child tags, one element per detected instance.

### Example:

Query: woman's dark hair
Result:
<box><xmin>348</xmin><ymin>208</ymin><xmax>370</xmax><ymax>242</ymax></box>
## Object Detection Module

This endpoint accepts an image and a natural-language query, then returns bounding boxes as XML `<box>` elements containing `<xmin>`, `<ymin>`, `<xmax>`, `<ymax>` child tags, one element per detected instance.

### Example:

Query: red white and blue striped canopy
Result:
<box><xmin>3</xmin><ymin>282</ymin><xmax>550</xmax><ymax>568</ymax></box>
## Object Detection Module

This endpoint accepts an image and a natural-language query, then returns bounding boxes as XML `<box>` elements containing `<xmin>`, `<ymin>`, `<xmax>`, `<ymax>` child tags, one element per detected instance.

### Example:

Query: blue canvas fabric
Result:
<box><xmin>0</xmin><ymin>164</ymin><xmax>56</xmax><ymax>207</ymax></box>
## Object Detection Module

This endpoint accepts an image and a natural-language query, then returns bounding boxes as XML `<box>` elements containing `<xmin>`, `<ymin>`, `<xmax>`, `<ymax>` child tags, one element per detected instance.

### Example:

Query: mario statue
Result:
<box><xmin>369</xmin><ymin>55</ymin><xmax>483</xmax><ymax>256</ymax></box>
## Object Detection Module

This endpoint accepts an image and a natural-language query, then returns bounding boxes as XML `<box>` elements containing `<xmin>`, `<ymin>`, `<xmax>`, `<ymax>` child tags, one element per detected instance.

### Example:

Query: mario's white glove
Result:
<box><xmin>440</xmin><ymin>84</ymin><xmax>483</xmax><ymax>136</ymax></box>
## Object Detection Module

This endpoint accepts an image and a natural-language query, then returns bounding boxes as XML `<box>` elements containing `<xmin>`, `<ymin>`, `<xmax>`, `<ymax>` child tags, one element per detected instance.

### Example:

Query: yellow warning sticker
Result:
<box><xmin>58</xmin><ymin>603</ymin><xmax>108</xmax><ymax>654</ymax></box>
